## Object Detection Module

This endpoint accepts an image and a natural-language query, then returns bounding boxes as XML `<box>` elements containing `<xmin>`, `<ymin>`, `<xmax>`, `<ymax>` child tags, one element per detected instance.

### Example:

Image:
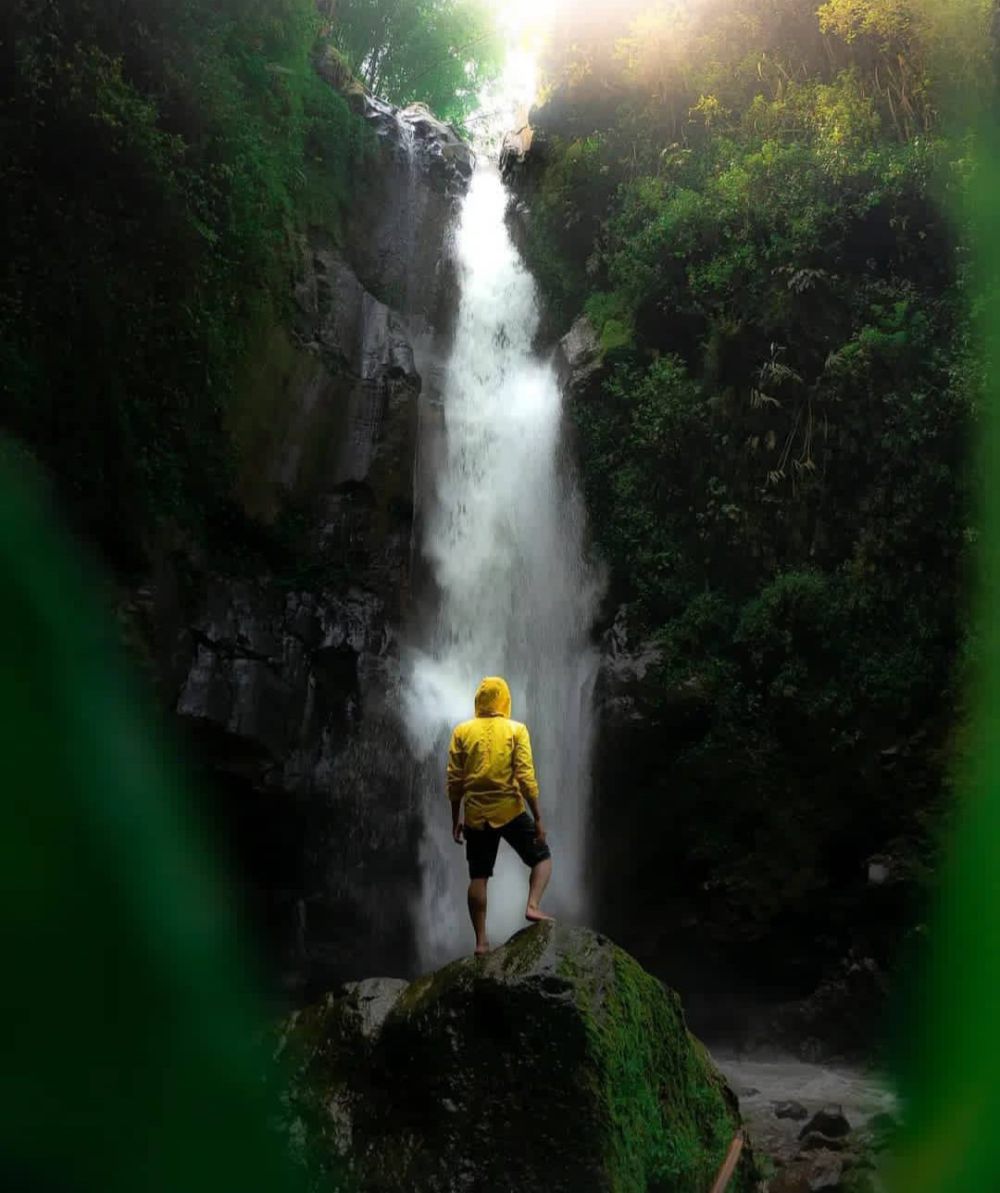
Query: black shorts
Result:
<box><xmin>465</xmin><ymin>812</ymin><xmax>551</xmax><ymax>880</ymax></box>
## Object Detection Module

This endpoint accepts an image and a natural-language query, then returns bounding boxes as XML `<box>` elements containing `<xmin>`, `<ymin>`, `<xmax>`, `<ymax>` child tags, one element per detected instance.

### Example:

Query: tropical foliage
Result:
<box><xmin>518</xmin><ymin>0</ymin><xmax>989</xmax><ymax>985</ymax></box>
<box><xmin>324</xmin><ymin>0</ymin><xmax>503</xmax><ymax>123</ymax></box>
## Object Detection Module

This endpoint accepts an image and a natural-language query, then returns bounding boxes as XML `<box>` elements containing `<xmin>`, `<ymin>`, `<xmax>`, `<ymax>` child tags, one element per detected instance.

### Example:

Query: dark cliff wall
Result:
<box><xmin>3</xmin><ymin>3</ymin><xmax>473</xmax><ymax>999</ymax></box>
<box><xmin>152</xmin><ymin>92</ymin><xmax>473</xmax><ymax>998</ymax></box>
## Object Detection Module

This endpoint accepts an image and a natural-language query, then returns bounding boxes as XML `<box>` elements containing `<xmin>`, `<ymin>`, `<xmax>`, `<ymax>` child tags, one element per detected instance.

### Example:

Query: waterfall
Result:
<box><xmin>403</xmin><ymin>158</ymin><xmax>602</xmax><ymax>968</ymax></box>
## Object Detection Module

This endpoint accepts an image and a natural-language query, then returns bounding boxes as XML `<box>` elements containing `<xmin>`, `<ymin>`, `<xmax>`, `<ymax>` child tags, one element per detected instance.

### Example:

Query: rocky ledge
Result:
<box><xmin>315</xmin><ymin>44</ymin><xmax>473</xmax><ymax>331</ymax></box>
<box><xmin>274</xmin><ymin>923</ymin><xmax>756</xmax><ymax>1193</ymax></box>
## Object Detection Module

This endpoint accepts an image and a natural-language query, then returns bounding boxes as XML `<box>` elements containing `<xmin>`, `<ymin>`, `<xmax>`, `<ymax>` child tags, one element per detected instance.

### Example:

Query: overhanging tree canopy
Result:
<box><xmin>330</xmin><ymin>0</ymin><xmax>503</xmax><ymax>124</ymax></box>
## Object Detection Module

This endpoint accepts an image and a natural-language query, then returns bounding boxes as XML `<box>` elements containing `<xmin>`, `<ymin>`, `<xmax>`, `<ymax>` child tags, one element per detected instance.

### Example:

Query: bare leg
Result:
<box><xmin>525</xmin><ymin>857</ymin><xmax>554</xmax><ymax>922</ymax></box>
<box><xmin>468</xmin><ymin>878</ymin><xmax>490</xmax><ymax>954</ymax></box>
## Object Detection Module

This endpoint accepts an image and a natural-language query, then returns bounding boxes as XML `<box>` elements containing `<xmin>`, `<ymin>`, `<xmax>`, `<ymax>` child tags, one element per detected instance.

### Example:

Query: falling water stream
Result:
<box><xmin>403</xmin><ymin>154</ymin><xmax>601</xmax><ymax>968</ymax></box>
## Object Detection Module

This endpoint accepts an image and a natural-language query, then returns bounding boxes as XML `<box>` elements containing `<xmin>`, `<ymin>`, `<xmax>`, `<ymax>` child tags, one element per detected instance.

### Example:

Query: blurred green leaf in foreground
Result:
<box><xmin>888</xmin><ymin>3</ymin><xmax>1000</xmax><ymax>1188</ymax></box>
<box><xmin>0</xmin><ymin>445</ymin><xmax>303</xmax><ymax>1192</ymax></box>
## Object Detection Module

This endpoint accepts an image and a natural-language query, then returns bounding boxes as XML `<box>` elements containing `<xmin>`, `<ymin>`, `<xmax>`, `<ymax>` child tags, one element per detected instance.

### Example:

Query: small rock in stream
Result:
<box><xmin>866</xmin><ymin>1110</ymin><xmax>899</xmax><ymax>1143</ymax></box>
<box><xmin>807</xmin><ymin>1150</ymin><xmax>846</xmax><ymax>1190</ymax></box>
<box><xmin>798</xmin><ymin>1131</ymin><xmax>849</xmax><ymax>1153</ymax></box>
<box><xmin>799</xmin><ymin>1104</ymin><xmax>852</xmax><ymax>1139</ymax></box>
<box><xmin>768</xmin><ymin>1171</ymin><xmax>812</xmax><ymax>1193</ymax></box>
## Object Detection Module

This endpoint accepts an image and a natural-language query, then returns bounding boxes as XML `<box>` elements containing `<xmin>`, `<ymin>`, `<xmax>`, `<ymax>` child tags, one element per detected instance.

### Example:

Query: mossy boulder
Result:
<box><xmin>277</xmin><ymin>923</ymin><xmax>755</xmax><ymax>1192</ymax></box>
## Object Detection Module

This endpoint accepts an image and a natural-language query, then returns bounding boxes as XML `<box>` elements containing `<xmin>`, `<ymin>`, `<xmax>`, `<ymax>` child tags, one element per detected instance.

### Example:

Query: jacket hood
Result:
<box><xmin>474</xmin><ymin>676</ymin><xmax>511</xmax><ymax>718</ymax></box>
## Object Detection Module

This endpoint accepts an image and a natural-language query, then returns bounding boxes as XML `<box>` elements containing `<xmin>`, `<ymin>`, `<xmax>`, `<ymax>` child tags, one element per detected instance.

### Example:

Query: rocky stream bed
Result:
<box><xmin>717</xmin><ymin>1057</ymin><xmax>897</xmax><ymax>1192</ymax></box>
<box><xmin>272</xmin><ymin>920</ymin><xmax>900</xmax><ymax>1193</ymax></box>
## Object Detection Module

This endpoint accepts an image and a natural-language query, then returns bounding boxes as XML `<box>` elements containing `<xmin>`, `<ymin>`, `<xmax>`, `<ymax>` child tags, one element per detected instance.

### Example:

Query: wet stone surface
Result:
<box><xmin>278</xmin><ymin>924</ymin><xmax>755</xmax><ymax>1193</ymax></box>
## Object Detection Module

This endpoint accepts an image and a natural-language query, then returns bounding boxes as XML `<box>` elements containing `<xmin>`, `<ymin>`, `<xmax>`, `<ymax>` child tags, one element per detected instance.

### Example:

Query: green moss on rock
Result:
<box><xmin>278</xmin><ymin>924</ymin><xmax>756</xmax><ymax>1192</ymax></box>
<box><xmin>584</xmin><ymin>950</ymin><xmax>742</xmax><ymax>1192</ymax></box>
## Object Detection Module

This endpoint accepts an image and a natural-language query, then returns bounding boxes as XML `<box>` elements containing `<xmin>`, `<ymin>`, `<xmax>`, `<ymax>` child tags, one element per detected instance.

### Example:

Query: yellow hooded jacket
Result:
<box><xmin>447</xmin><ymin>677</ymin><xmax>540</xmax><ymax>829</ymax></box>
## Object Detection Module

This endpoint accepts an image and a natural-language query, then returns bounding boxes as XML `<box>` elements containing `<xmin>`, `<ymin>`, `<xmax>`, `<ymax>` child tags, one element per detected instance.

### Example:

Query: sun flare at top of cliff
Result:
<box><xmin>482</xmin><ymin>0</ymin><xmax>652</xmax><ymax>114</ymax></box>
<box><xmin>490</xmin><ymin>0</ymin><xmax>556</xmax><ymax>40</ymax></box>
<box><xmin>481</xmin><ymin>0</ymin><xmax>555</xmax><ymax>116</ymax></box>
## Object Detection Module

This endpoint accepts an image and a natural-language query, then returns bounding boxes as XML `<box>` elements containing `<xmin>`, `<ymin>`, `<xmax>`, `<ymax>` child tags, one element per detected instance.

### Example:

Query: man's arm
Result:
<box><xmin>522</xmin><ymin>792</ymin><xmax>546</xmax><ymax>845</ymax></box>
<box><xmin>512</xmin><ymin>725</ymin><xmax>545</xmax><ymax>843</ymax></box>
<box><xmin>447</xmin><ymin>728</ymin><xmax>465</xmax><ymax>844</ymax></box>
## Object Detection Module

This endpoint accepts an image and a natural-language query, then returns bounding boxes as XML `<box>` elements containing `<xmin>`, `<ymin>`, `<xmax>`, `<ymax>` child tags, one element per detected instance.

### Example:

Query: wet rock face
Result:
<box><xmin>286</xmin><ymin>245</ymin><xmax>422</xmax><ymax>591</ymax></box>
<box><xmin>556</xmin><ymin>313</ymin><xmax>603</xmax><ymax>399</ymax></box>
<box><xmin>499</xmin><ymin>124</ymin><xmax>540</xmax><ymax>266</ymax></box>
<box><xmin>402</xmin><ymin>102</ymin><xmax>475</xmax><ymax>189</ymax></box>
<box><xmin>316</xmin><ymin>47</ymin><xmax>473</xmax><ymax>332</ymax></box>
<box><xmin>176</xmin><ymin>581</ymin><xmax>385</xmax><ymax>786</ymax></box>
<box><xmin>499</xmin><ymin>121</ymin><xmax>549</xmax><ymax>204</ymax></box>
<box><xmin>298</xmin><ymin>250</ymin><xmax>416</xmax><ymax>383</ymax></box>
<box><xmin>173</xmin><ymin>577</ymin><xmax>420</xmax><ymax>986</ymax></box>
<box><xmin>277</xmin><ymin>924</ymin><xmax>755</xmax><ymax>1193</ymax></box>
<box><xmin>238</xmin><ymin>245</ymin><xmax>422</xmax><ymax>550</ymax></box>
<box><xmin>169</xmin><ymin>239</ymin><xmax>428</xmax><ymax>989</ymax></box>
<box><xmin>595</xmin><ymin>603</ymin><xmax>664</xmax><ymax>729</ymax></box>
<box><xmin>145</xmin><ymin>66</ymin><xmax>474</xmax><ymax>993</ymax></box>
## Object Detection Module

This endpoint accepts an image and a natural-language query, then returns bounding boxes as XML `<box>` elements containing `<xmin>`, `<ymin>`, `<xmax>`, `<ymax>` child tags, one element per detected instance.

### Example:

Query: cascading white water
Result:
<box><xmin>403</xmin><ymin>156</ymin><xmax>602</xmax><ymax>968</ymax></box>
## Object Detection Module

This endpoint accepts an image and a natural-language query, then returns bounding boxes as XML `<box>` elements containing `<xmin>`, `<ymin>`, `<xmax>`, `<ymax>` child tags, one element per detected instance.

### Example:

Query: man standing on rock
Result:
<box><xmin>447</xmin><ymin>676</ymin><xmax>553</xmax><ymax>955</ymax></box>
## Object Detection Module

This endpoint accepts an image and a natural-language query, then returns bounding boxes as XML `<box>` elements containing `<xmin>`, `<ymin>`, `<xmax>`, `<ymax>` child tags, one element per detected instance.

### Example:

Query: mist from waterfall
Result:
<box><xmin>402</xmin><ymin>157</ymin><xmax>602</xmax><ymax>969</ymax></box>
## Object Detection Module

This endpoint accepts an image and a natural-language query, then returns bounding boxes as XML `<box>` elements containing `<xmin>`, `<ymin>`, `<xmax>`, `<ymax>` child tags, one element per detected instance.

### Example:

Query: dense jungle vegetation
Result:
<box><xmin>518</xmin><ymin>0</ymin><xmax>994</xmax><ymax>989</ymax></box>
<box><xmin>0</xmin><ymin>0</ymin><xmax>496</xmax><ymax>569</ymax></box>
<box><xmin>4</xmin><ymin>0</ymin><xmax>994</xmax><ymax>1019</ymax></box>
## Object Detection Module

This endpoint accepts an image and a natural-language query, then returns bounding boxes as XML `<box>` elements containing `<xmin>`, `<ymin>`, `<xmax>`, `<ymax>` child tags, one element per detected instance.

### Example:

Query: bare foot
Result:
<box><xmin>525</xmin><ymin>906</ymin><xmax>555</xmax><ymax>923</ymax></box>
<box><xmin>474</xmin><ymin>941</ymin><xmax>491</xmax><ymax>956</ymax></box>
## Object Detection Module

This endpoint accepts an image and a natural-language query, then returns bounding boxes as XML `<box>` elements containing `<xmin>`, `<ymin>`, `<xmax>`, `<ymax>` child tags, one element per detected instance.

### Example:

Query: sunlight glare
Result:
<box><xmin>482</xmin><ymin>0</ymin><xmax>556</xmax><ymax>116</ymax></box>
<box><xmin>490</xmin><ymin>0</ymin><xmax>557</xmax><ymax>43</ymax></box>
